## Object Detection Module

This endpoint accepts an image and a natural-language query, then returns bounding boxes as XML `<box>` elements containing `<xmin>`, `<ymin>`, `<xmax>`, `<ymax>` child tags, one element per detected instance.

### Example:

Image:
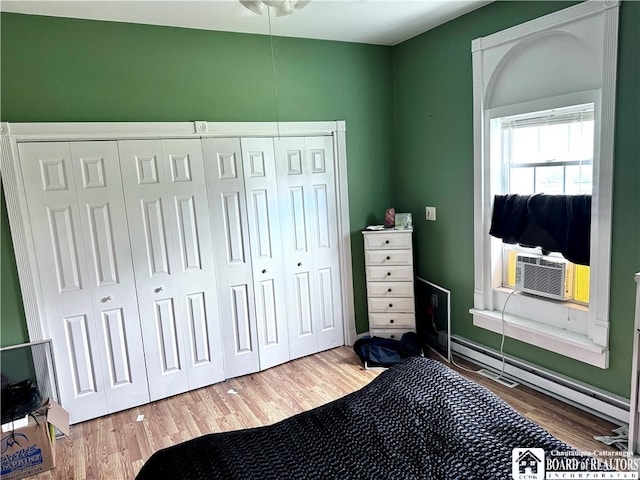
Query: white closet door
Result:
<box><xmin>19</xmin><ymin>141</ymin><xmax>149</xmax><ymax>423</ymax></box>
<box><xmin>241</xmin><ymin>138</ymin><xmax>290</xmax><ymax>370</ymax></box>
<box><xmin>161</xmin><ymin>140</ymin><xmax>224</xmax><ymax>390</ymax></box>
<box><xmin>304</xmin><ymin>136</ymin><xmax>343</xmax><ymax>351</ymax></box>
<box><xmin>119</xmin><ymin>139</ymin><xmax>223</xmax><ymax>401</ymax></box>
<box><xmin>275</xmin><ymin>137</ymin><xmax>344</xmax><ymax>360</ymax></box>
<box><xmin>202</xmin><ymin>138</ymin><xmax>259</xmax><ymax>378</ymax></box>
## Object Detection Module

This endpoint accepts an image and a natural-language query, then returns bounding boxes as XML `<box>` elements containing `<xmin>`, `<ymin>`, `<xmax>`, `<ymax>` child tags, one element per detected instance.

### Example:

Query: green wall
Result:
<box><xmin>393</xmin><ymin>1</ymin><xmax>640</xmax><ymax>397</ymax></box>
<box><xmin>0</xmin><ymin>13</ymin><xmax>395</xmax><ymax>344</ymax></box>
<box><xmin>2</xmin><ymin>2</ymin><xmax>638</xmax><ymax>399</ymax></box>
<box><xmin>1</xmin><ymin>182</ymin><xmax>28</xmax><ymax>346</ymax></box>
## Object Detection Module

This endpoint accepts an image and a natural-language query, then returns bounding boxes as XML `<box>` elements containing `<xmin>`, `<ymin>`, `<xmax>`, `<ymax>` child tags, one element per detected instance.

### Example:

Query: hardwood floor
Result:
<box><xmin>29</xmin><ymin>346</ymin><xmax>619</xmax><ymax>479</ymax></box>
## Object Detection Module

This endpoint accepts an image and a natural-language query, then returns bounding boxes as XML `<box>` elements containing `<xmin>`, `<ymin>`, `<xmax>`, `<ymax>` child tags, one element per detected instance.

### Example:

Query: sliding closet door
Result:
<box><xmin>275</xmin><ymin>137</ymin><xmax>344</xmax><ymax>360</ymax></box>
<box><xmin>19</xmin><ymin>141</ymin><xmax>149</xmax><ymax>423</ymax></box>
<box><xmin>240</xmin><ymin>138</ymin><xmax>290</xmax><ymax>370</ymax></box>
<box><xmin>119</xmin><ymin>139</ymin><xmax>224</xmax><ymax>401</ymax></box>
<box><xmin>202</xmin><ymin>138</ymin><xmax>259</xmax><ymax>378</ymax></box>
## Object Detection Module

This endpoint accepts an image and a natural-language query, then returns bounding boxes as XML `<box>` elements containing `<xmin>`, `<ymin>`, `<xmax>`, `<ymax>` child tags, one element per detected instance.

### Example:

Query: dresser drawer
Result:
<box><xmin>366</xmin><ymin>282</ymin><xmax>413</xmax><ymax>297</ymax></box>
<box><xmin>368</xmin><ymin>297</ymin><xmax>415</xmax><ymax>313</ymax></box>
<box><xmin>366</xmin><ymin>265</ymin><xmax>413</xmax><ymax>282</ymax></box>
<box><xmin>369</xmin><ymin>313</ymin><xmax>415</xmax><ymax>328</ymax></box>
<box><xmin>363</xmin><ymin>232</ymin><xmax>412</xmax><ymax>250</ymax></box>
<box><xmin>364</xmin><ymin>249</ymin><xmax>412</xmax><ymax>266</ymax></box>
<box><xmin>369</xmin><ymin>327</ymin><xmax>414</xmax><ymax>340</ymax></box>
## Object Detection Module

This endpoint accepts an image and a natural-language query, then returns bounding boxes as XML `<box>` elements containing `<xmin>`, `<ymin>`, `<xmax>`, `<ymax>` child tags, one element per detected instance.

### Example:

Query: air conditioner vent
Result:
<box><xmin>515</xmin><ymin>253</ymin><xmax>571</xmax><ymax>301</ymax></box>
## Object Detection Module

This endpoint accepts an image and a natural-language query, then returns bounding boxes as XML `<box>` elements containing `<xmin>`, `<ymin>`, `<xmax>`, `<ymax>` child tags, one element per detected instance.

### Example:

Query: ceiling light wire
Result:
<box><xmin>267</xmin><ymin>8</ymin><xmax>281</xmax><ymax>138</ymax></box>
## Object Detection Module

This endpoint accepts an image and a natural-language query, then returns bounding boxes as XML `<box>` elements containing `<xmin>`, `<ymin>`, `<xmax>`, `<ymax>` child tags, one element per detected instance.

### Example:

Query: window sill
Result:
<box><xmin>470</xmin><ymin>308</ymin><xmax>608</xmax><ymax>368</ymax></box>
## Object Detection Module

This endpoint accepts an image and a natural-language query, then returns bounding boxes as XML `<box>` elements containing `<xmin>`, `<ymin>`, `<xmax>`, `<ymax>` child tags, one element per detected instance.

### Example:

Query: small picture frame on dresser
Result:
<box><xmin>394</xmin><ymin>213</ymin><xmax>412</xmax><ymax>229</ymax></box>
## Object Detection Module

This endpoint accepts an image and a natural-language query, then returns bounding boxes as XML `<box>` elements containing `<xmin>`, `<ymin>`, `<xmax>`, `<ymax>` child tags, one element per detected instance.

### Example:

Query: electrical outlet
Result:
<box><xmin>431</xmin><ymin>293</ymin><xmax>438</xmax><ymax>308</ymax></box>
<box><xmin>425</xmin><ymin>206</ymin><xmax>436</xmax><ymax>221</ymax></box>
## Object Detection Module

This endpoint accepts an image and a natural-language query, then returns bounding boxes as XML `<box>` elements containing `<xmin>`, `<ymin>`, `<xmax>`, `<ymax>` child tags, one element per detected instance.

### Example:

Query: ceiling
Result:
<box><xmin>0</xmin><ymin>0</ymin><xmax>491</xmax><ymax>46</ymax></box>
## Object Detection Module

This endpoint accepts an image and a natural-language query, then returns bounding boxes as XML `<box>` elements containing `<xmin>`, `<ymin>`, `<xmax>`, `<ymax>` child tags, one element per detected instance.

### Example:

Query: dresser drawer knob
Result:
<box><xmin>389</xmin><ymin>303</ymin><xmax>393</xmax><ymax>308</ymax></box>
<box><xmin>389</xmin><ymin>319</ymin><xmax>394</xmax><ymax>324</ymax></box>
<box><xmin>390</xmin><ymin>334</ymin><xmax>396</xmax><ymax>339</ymax></box>
<box><xmin>387</xmin><ymin>288</ymin><xmax>392</xmax><ymax>293</ymax></box>
<box><xmin>386</xmin><ymin>256</ymin><xmax>391</xmax><ymax>260</ymax></box>
<box><xmin>385</xmin><ymin>240</ymin><xmax>390</xmax><ymax>244</ymax></box>
<box><xmin>387</xmin><ymin>272</ymin><xmax>391</xmax><ymax>276</ymax></box>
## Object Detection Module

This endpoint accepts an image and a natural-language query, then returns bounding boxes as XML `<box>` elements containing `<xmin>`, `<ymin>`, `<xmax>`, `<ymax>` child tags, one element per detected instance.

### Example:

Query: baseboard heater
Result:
<box><xmin>450</xmin><ymin>335</ymin><xmax>629</xmax><ymax>425</ymax></box>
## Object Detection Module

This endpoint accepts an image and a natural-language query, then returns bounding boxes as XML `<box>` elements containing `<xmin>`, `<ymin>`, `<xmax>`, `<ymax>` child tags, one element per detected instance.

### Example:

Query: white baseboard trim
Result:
<box><xmin>450</xmin><ymin>334</ymin><xmax>629</xmax><ymax>425</ymax></box>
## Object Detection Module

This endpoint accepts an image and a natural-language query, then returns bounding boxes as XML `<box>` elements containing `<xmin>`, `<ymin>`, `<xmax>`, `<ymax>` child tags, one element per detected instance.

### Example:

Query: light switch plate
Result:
<box><xmin>425</xmin><ymin>206</ymin><xmax>436</xmax><ymax>221</ymax></box>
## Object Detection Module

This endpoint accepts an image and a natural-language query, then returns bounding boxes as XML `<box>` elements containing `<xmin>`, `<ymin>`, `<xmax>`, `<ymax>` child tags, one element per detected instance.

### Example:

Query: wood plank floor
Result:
<box><xmin>29</xmin><ymin>346</ymin><xmax>619</xmax><ymax>479</ymax></box>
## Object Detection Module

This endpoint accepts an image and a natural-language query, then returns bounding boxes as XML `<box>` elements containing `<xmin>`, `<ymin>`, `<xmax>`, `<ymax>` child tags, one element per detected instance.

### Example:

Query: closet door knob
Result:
<box><xmin>101</xmin><ymin>295</ymin><xmax>112</xmax><ymax>303</ymax></box>
<box><xmin>262</xmin><ymin>269</ymin><xmax>267</xmax><ymax>274</ymax></box>
<box><xmin>297</xmin><ymin>262</ymin><xmax>302</xmax><ymax>267</ymax></box>
<box><xmin>154</xmin><ymin>287</ymin><xmax>164</xmax><ymax>293</ymax></box>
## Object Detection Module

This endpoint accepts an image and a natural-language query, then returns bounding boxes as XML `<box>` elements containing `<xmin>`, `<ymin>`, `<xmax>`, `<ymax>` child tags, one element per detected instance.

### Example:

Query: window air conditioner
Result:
<box><xmin>514</xmin><ymin>253</ymin><xmax>571</xmax><ymax>301</ymax></box>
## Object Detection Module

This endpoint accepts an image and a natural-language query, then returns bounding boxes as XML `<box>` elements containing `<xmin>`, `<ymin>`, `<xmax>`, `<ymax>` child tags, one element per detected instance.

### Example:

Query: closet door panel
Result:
<box><xmin>257</xmin><ymin>279</ymin><xmax>278</xmax><ymax>344</ymax></box>
<box><xmin>275</xmin><ymin>137</ymin><xmax>344</xmax><ymax>360</ymax></box>
<box><xmin>305</xmin><ymin>137</ymin><xmax>343</xmax><ymax>350</ymax></box>
<box><xmin>141</xmin><ymin>198</ymin><xmax>171</xmax><ymax>276</ymax></box>
<box><xmin>275</xmin><ymin>138</ymin><xmax>318</xmax><ymax>360</ymax></box>
<box><xmin>70</xmin><ymin>142</ymin><xmax>150</xmax><ymax>413</ymax></box>
<box><xmin>47</xmin><ymin>205</ymin><xmax>84</xmax><ymax>293</ymax></box>
<box><xmin>203</xmin><ymin>138</ymin><xmax>259</xmax><ymax>379</ymax></box>
<box><xmin>161</xmin><ymin>140</ymin><xmax>224</xmax><ymax>389</ymax></box>
<box><xmin>230</xmin><ymin>284</ymin><xmax>253</xmax><ymax>353</ymax></box>
<box><xmin>155</xmin><ymin>297</ymin><xmax>181</xmax><ymax>372</ymax></box>
<box><xmin>318</xmin><ymin>267</ymin><xmax>337</xmax><ymax>330</ymax></box>
<box><xmin>119</xmin><ymin>140</ymin><xmax>188</xmax><ymax>400</ymax></box>
<box><xmin>293</xmin><ymin>272</ymin><xmax>313</xmax><ymax>336</ymax></box>
<box><xmin>241</xmin><ymin>138</ymin><xmax>289</xmax><ymax>370</ymax></box>
<box><xmin>222</xmin><ymin>192</ymin><xmax>246</xmax><ymax>263</ymax></box>
<box><xmin>65</xmin><ymin>313</ymin><xmax>99</xmax><ymax>396</ymax></box>
<box><xmin>120</xmin><ymin>139</ymin><xmax>224</xmax><ymax>399</ymax></box>
<box><xmin>101</xmin><ymin>308</ymin><xmax>134</xmax><ymax>385</ymax></box>
<box><xmin>186</xmin><ymin>292</ymin><xmax>211</xmax><ymax>364</ymax></box>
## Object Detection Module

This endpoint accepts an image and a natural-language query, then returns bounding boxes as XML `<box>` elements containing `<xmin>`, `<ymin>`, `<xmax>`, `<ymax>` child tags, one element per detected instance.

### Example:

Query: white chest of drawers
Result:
<box><xmin>362</xmin><ymin>228</ymin><xmax>415</xmax><ymax>340</ymax></box>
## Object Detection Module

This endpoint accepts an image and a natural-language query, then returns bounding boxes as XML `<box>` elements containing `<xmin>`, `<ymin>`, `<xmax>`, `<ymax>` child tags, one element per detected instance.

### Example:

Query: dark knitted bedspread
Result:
<box><xmin>136</xmin><ymin>357</ymin><xmax>575</xmax><ymax>480</ymax></box>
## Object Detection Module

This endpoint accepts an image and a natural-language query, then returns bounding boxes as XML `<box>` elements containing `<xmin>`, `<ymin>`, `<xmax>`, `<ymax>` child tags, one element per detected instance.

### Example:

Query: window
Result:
<box><xmin>498</xmin><ymin>103</ymin><xmax>594</xmax><ymax>305</ymax></box>
<box><xmin>502</xmin><ymin>105</ymin><xmax>594</xmax><ymax>196</ymax></box>
<box><xmin>470</xmin><ymin>1</ymin><xmax>619</xmax><ymax>368</ymax></box>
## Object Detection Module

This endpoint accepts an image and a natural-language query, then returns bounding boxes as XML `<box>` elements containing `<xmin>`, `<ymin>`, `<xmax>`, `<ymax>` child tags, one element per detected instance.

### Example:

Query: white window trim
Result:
<box><xmin>470</xmin><ymin>1</ymin><xmax>619</xmax><ymax>369</ymax></box>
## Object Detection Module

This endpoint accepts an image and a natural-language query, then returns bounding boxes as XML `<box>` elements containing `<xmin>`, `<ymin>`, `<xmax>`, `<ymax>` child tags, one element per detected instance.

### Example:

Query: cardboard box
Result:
<box><xmin>0</xmin><ymin>399</ymin><xmax>69</xmax><ymax>480</ymax></box>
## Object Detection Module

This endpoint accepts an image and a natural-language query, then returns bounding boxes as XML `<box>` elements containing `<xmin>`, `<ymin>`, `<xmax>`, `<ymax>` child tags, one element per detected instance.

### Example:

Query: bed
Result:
<box><xmin>136</xmin><ymin>357</ymin><xmax>585</xmax><ymax>479</ymax></box>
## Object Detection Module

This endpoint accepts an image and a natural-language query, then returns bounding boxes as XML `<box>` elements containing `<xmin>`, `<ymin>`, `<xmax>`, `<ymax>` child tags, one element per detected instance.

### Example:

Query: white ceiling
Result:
<box><xmin>0</xmin><ymin>0</ymin><xmax>491</xmax><ymax>46</ymax></box>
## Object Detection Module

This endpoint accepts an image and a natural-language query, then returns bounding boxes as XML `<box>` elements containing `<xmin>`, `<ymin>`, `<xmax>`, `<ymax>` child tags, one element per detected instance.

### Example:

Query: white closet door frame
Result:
<box><xmin>0</xmin><ymin>121</ymin><xmax>357</xmax><ymax>360</ymax></box>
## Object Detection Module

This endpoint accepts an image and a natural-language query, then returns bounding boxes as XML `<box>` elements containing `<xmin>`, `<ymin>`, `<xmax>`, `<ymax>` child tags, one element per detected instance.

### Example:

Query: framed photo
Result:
<box><xmin>394</xmin><ymin>212</ymin><xmax>412</xmax><ymax>229</ymax></box>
